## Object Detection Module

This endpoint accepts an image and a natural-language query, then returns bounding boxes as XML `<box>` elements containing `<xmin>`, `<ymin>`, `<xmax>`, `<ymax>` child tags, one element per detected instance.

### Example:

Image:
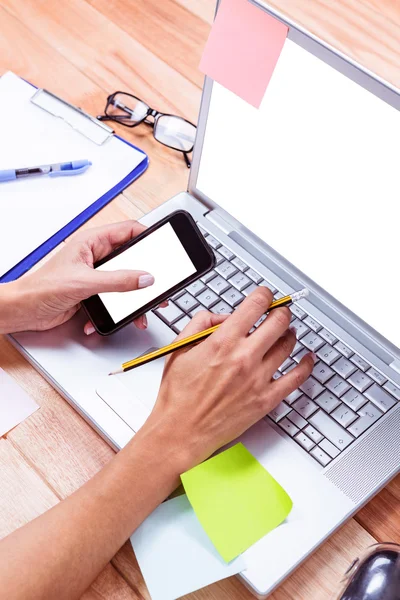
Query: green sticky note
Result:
<box><xmin>181</xmin><ymin>443</ymin><xmax>293</xmax><ymax>562</ymax></box>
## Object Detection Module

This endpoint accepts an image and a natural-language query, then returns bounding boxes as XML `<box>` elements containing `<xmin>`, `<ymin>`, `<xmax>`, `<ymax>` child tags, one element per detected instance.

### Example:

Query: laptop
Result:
<box><xmin>11</xmin><ymin>1</ymin><xmax>400</xmax><ymax>596</ymax></box>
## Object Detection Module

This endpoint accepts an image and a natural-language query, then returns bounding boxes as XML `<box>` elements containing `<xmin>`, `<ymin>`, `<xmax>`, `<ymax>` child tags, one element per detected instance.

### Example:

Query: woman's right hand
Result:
<box><xmin>143</xmin><ymin>286</ymin><xmax>315</xmax><ymax>473</ymax></box>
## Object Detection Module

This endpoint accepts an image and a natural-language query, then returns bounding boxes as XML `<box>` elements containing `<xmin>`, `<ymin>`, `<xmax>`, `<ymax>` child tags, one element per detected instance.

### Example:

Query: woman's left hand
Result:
<box><xmin>1</xmin><ymin>221</ymin><xmax>161</xmax><ymax>334</ymax></box>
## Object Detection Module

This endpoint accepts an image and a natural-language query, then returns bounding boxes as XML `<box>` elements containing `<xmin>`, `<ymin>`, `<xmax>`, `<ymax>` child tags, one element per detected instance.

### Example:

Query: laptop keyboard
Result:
<box><xmin>152</xmin><ymin>225</ymin><xmax>400</xmax><ymax>467</ymax></box>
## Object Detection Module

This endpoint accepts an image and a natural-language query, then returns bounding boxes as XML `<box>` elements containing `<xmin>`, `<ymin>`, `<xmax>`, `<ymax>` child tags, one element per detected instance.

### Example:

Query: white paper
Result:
<box><xmin>0</xmin><ymin>72</ymin><xmax>146</xmax><ymax>278</ymax></box>
<box><xmin>0</xmin><ymin>368</ymin><xmax>39</xmax><ymax>436</ymax></box>
<box><xmin>197</xmin><ymin>39</ymin><xmax>400</xmax><ymax>348</ymax></box>
<box><xmin>131</xmin><ymin>495</ymin><xmax>246</xmax><ymax>600</ymax></box>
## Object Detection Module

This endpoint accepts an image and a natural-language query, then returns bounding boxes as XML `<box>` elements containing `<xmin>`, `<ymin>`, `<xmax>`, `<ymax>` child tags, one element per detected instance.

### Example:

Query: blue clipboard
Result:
<box><xmin>0</xmin><ymin>80</ymin><xmax>149</xmax><ymax>284</ymax></box>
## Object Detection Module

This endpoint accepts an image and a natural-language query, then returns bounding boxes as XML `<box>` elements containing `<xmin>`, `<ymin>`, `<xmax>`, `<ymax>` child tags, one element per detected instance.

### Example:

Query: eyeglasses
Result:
<box><xmin>97</xmin><ymin>92</ymin><xmax>197</xmax><ymax>168</ymax></box>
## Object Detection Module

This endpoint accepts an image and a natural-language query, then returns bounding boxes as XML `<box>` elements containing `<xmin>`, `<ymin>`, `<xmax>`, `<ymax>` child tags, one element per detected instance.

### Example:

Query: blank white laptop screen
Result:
<box><xmin>196</xmin><ymin>39</ymin><xmax>400</xmax><ymax>349</ymax></box>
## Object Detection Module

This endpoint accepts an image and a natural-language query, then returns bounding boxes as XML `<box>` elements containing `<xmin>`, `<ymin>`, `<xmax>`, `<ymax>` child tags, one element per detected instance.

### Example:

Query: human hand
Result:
<box><xmin>143</xmin><ymin>287</ymin><xmax>315</xmax><ymax>472</ymax></box>
<box><xmin>4</xmin><ymin>221</ymin><xmax>161</xmax><ymax>334</ymax></box>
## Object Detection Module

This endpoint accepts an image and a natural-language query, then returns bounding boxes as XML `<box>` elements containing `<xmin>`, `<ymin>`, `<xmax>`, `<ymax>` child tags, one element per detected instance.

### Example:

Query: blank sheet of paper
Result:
<box><xmin>200</xmin><ymin>0</ymin><xmax>288</xmax><ymax>107</ymax></box>
<box><xmin>130</xmin><ymin>495</ymin><xmax>246</xmax><ymax>600</ymax></box>
<box><xmin>0</xmin><ymin>72</ymin><xmax>146</xmax><ymax>278</ymax></box>
<box><xmin>181</xmin><ymin>443</ymin><xmax>293</xmax><ymax>562</ymax></box>
<box><xmin>0</xmin><ymin>368</ymin><xmax>39</xmax><ymax>436</ymax></box>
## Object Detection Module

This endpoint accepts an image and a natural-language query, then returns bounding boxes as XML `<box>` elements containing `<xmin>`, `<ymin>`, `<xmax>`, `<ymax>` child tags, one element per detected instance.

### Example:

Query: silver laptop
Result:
<box><xmin>11</xmin><ymin>1</ymin><xmax>400</xmax><ymax>596</ymax></box>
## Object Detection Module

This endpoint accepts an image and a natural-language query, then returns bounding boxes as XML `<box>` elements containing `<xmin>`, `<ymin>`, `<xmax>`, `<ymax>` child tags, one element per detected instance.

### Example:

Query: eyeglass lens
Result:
<box><xmin>154</xmin><ymin>115</ymin><xmax>196</xmax><ymax>152</ymax></box>
<box><xmin>107</xmin><ymin>93</ymin><xmax>149</xmax><ymax>124</ymax></box>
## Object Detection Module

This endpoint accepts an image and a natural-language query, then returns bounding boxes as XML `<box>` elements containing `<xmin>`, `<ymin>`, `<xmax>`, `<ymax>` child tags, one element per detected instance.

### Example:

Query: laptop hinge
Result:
<box><xmin>205</xmin><ymin>209</ymin><xmax>235</xmax><ymax>236</ymax></box>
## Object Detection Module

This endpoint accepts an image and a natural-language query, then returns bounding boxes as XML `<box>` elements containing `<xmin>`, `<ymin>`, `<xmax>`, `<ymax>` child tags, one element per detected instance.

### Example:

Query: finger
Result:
<box><xmin>261</xmin><ymin>328</ymin><xmax>296</xmax><ymax>376</ymax></box>
<box><xmin>164</xmin><ymin>311</ymin><xmax>228</xmax><ymax>367</ymax></box>
<box><xmin>80</xmin><ymin>220</ymin><xmax>147</xmax><ymax>262</ymax></box>
<box><xmin>214</xmin><ymin>287</ymin><xmax>273</xmax><ymax>342</ymax></box>
<box><xmin>133</xmin><ymin>314</ymin><xmax>148</xmax><ymax>330</ymax></box>
<box><xmin>84</xmin><ymin>321</ymin><xmax>96</xmax><ymax>335</ymax></box>
<box><xmin>268</xmin><ymin>353</ymin><xmax>315</xmax><ymax>403</ymax></box>
<box><xmin>159</xmin><ymin>301</ymin><xmax>169</xmax><ymax>308</ymax></box>
<box><xmin>249</xmin><ymin>306</ymin><xmax>292</xmax><ymax>357</ymax></box>
<box><xmin>82</xmin><ymin>269</ymin><xmax>154</xmax><ymax>296</ymax></box>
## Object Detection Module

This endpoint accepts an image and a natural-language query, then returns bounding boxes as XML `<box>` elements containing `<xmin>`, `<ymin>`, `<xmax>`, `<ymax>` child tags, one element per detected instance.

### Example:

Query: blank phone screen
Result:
<box><xmin>97</xmin><ymin>223</ymin><xmax>196</xmax><ymax>323</ymax></box>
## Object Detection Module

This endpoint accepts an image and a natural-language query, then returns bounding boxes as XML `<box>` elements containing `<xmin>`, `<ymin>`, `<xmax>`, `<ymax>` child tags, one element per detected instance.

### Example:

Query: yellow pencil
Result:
<box><xmin>108</xmin><ymin>288</ymin><xmax>309</xmax><ymax>375</ymax></box>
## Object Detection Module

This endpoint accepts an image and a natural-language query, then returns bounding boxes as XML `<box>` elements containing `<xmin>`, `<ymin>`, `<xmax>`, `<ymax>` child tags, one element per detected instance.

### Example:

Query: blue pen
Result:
<box><xmin>0</xmin><ymin>159</ymin><xmax>92</xmax><ymax>182</ymax></box>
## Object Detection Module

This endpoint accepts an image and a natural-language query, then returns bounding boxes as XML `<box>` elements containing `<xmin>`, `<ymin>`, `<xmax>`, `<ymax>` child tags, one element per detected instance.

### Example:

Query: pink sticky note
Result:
<box><xmin>0</xmin><ymin>368</ymin><xmax>39</xmax><ymax>437</ymax></box>
<box><xmin>200</xmin><ymin>0</ymin><xmax>288</xmax><ymax>108</ymax></box>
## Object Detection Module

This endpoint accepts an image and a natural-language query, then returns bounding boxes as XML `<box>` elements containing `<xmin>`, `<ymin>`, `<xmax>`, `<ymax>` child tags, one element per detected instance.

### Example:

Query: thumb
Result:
<box><xmin>85</xmin><ymin>269</ymin><xmax>155</xmax><ymax>295</ymax></box>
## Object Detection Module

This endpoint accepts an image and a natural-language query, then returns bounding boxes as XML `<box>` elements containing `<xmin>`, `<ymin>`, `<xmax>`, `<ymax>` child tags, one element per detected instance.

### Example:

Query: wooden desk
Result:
<box><xmin>0</xmin><ymin>1</ymin><xmax>399</xmax><ymax>598</ymax></box>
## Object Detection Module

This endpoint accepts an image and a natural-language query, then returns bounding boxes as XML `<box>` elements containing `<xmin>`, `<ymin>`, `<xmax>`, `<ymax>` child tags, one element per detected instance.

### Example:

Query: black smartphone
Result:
<box><xmin>82</xmin><ymin>210</ymin><xmax>215</xmax><ymax>335</ymax></box>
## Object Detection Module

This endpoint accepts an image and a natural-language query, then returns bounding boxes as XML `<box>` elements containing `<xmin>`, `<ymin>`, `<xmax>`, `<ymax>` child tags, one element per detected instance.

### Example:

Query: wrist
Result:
<box><xmin>0</xmin><ymin>279</ymin><xmax>32</xmax><ymax>334</ymax></box>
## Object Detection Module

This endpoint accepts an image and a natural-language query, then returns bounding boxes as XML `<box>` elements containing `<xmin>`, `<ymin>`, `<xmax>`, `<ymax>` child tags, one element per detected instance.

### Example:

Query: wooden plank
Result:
<box><xmin>85</xmin><ymin>0</ymin><xmax>209</xmax><ymax>88</ymax></box>
<box><xmin>173</xmin><ymin>0</ymin><xmax>214</xmax><ymax>24</ymax></box>
<box><xmin>356</xmin><ymin>475</ymin><xmax>400</xmax><ymax>543</ymax></box>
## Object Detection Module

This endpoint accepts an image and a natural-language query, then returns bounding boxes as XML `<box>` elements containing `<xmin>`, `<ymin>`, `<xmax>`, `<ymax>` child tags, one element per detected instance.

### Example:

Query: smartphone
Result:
<box><xmin>82</xmin><ymin>210</ymin><xmax>215</xmax><ymax>335</ymax></box>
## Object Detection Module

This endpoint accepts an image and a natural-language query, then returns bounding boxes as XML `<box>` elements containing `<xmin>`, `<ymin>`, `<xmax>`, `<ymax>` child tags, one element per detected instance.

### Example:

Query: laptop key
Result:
<box><xmin>295</xmin><ymin>432</ymin><xmax>315</xmax><ymax>451</ymax></box>
<box><xmin>186</xmin><ymin>280</ymin><xmax>206</xmax><ymax>297</ymax></box>
<box><xmin>319</xmin><ymin>328</ymin><xmax>338</xmax><ymax>345</ymax></box>
<box><xmin>218</xmin><ymin>245</ymin><xmax>235</xmax><ymax>261</ymax></box>
<box><xmin>228</xmin><ymin>272</ymin><xmax>252</xmax><ymax>291</ymax></box>
<box><xmin>279</xmin><ymin>357</ymin><xmax>295</xmax><ymax>373</ymax></box>
<box><xmin>201</xmin><ymin>270</ymin><xmax>217</xmax><ymax>284</ymax></box>
<box><xmin>331</xmin><ymin>404</ymin><xmax>358</xmax><ymax>428</ymax></box>
<box><xmin>317</xmin><ymin>344</ymin><xmax>341</xmax><ymax>366</ymax></box>
<box><xmin>285</xmin><ymin>389</ymin><xmax>303</xmax><ymax>405</ymax></box>
<box><xmin>206</xmin><ymin>234</ymin><xmax>221</xmax><ymax>250</ymax></box>
<box><xmin>304</xmin><ymin>316</ymin><xmax>322</xmax><ymax>332</ymax></box>
<box><xmin>300</xmin><ymin>377</ymin><xmax>324</xmax><ymax>399</ymax></box>
<box><xmin>197</xmin><ymin>288</ymin><xmax>219</xmax><ymax>309</ymax></box>
<box><xmin>208</xmin><ymin>275</ymin><xmax>230</xmax><ymax>295</ymax></box>
<box><xmin>310</xmin><ymin>446</ymin><xmax>331</xmax><ymax>467</ymax></box>
<box><xmin>246</xmin><ymin>268</ymin><xmax>262</xmax><ymax>284</ymax></box>
<box><xmin>383</xmin><ymin>381</ymin><xmax>400</xmax><ymax>401</ymax></box>
<box><xmin>332</xmin><ymin>356</ymin><xmax>357</xmax><ymax>379</ymax></box>
<box><xmin>364</xmin><ymin>383</ymin><xmax>397</xmax><ymax>413</ymax></box>
<box><xmin>175</xmin><ymin>293</ymin><xmax>198</xmax><ymax>313</ymax></box>
<box><xmin>259</xmin><ymin>280</ymin><xmax>278</xmax><ymax>294</ymax></box>
<box><xmin>366</xmin><ymin>368</ymin><xmax>387</xmax><ymax>386</ymax></box>
<box><xmin>348</xmin><ymin>370</ymin><xmax>374</xmax><ymax>393</ymax></box>
<box><xmin>312</xmin><ymin>362</ymin><xmax>335</xmax><ymax>385</ymax></box>
<box><xmin>314</xmin><ymin>391</ymin><xmax>341</xmax><ymax>413</ymax></box>
<box><xmin>304</xmin><ymin>425</ymin><xmax>323</xmax><ymax>444</ymax></box>
<box><xmin>334</xmin><ymin>341</ymin><xmax>353</xmax><ymax>359</ymax></box>
<box><xmin>243</xmin><ymin>283</ymin><xmax>258</xmax><ymax>296</ymax></box>
<box><xmin>341</xmin><ymin>388</ymin><xmax>368</xmax><ymax>411</ymax></box>
<box><xmin>308</xmin><ymin>410</ymin><xmax>354</xmax><ymax>450</ymax></box>
<box><xmin>196</xmin><ymin>224</ymin><xmax>208</xmax><ymax>236</ymax></box>
<box><xmin>172</xmin><ymin>315</ymin><xmax>191</xmax><ymax>333</ymax></box>
<box><xmin>154</xmin><ymin>302</ymin><xmax>184</xmax><ymax>325</ymax></box>
<box><xmin>293</xmin><ymin>397</ymin><xmax>318</xmax><ymax>419</ymax></box>
<box><xmin>216</xmin><ymin>260</ymin><xmax>238</xmax><ymax>279</ymax></box>
<box><xmin>293</xmin><ymin>348</ymin><xmax>309</xmax><ymax>364</ymax></box>
<box><xmin>291</xmin><ymin>340</ymin><xmax>304</xmax><ymax>357</ymax></box>
<box><xmin>189</xmin><ymin>304</ymin><xmax>207</xmax><ymax>317</ymax></box>
<box><xmin>350</xmin><ymin>354</ymin><xmax>370</xmax><ymax>372</ymax></box>
<box><xmin>287</xmin><ymin>410</ymin><xmax>308</xmax><ymax>429</ymax></box>
<box><xmin>268</xmin><ymin>401</ymin><xmax>291</xmax><ymax>423</ymax></box>
<box><xmin>325</xmin><ymin>375</ymin><xmax>351</xmax><ymax>397</ymax></box>
<box><xmin>290</xmin><ymin>304</ymin><xmax>306</xmax><ymax>320</ymax></box>
<box><xmin>278</xmin><ymin>417</ymin><xmax>299</xmax><ymax>437</ymax></box>
<box><xmin>211</xmin><ymin>300</ymin><xmax>233</xmax><ymax>315</ymax></box>
<box><xmin>348</xmin><ymin>402</ymin><xmax>382</xmax><ymax>437</ymax></box>
<box><xmin>221</xmin><ymin>288</ymin><xmax>245</xmax><ymax>307</ymax></box>
<box><xmin>213</xmin><ymin>250</ymin><xmax>224</xmax><ymax>265</ymax></box>
<box><xmin>290</xmin><ymin>319</ymin><xmax>310</xmax><ymax>340</ymax></box>
<box><xmin>319</xmin><ymin>438</ymin><xmax>340</xmax><ymax>459</ymax></box>
<box><xmin>231</xmin><ymin>256</ymin><xmax>248</xmax><ymax>272</ymax></box>
<box><xmin>301</xmin><ymin>331</ymin><xmax>325</xmax><ymax>352</ymax></box>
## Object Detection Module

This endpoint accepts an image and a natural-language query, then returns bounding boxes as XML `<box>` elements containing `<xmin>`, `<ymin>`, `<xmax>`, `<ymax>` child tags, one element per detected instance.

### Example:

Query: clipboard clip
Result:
<box><xmin>30</xmin><ymin>89</ymin><xmax>114</xmax><ymax>145</ymax></box>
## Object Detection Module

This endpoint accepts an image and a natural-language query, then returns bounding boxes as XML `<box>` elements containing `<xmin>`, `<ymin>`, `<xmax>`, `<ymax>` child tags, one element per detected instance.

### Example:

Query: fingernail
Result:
<box><xmin>142</xmin><ymin>314</ymin><xmax>148</xmax><ymax>328</ymax></box>
<box><xmin>85</xmin><ymin>325</ymin><xmax>95</xmax><ymax>335</ymax></box>
<box><xmin>289</xmin><ymin>326</ymin><xmax>297</xmax><ymax>335</ymax></box>
<box><xmin>311</xmin><ymin>352</ymin><xmax>318</xmax><ymax>363</ymax></box>
<box><xmin>138</xmin><ymin>274</ymin><xmax>155</xmax><ymax>288</ymax></box>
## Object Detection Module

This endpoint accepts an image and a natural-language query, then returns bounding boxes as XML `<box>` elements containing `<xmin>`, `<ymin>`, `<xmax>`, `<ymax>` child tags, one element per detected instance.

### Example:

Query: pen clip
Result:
<box><xmin>49</xmin><ymin>164</ymin><xmax>91</xmax><ymax>177</ymax></box>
